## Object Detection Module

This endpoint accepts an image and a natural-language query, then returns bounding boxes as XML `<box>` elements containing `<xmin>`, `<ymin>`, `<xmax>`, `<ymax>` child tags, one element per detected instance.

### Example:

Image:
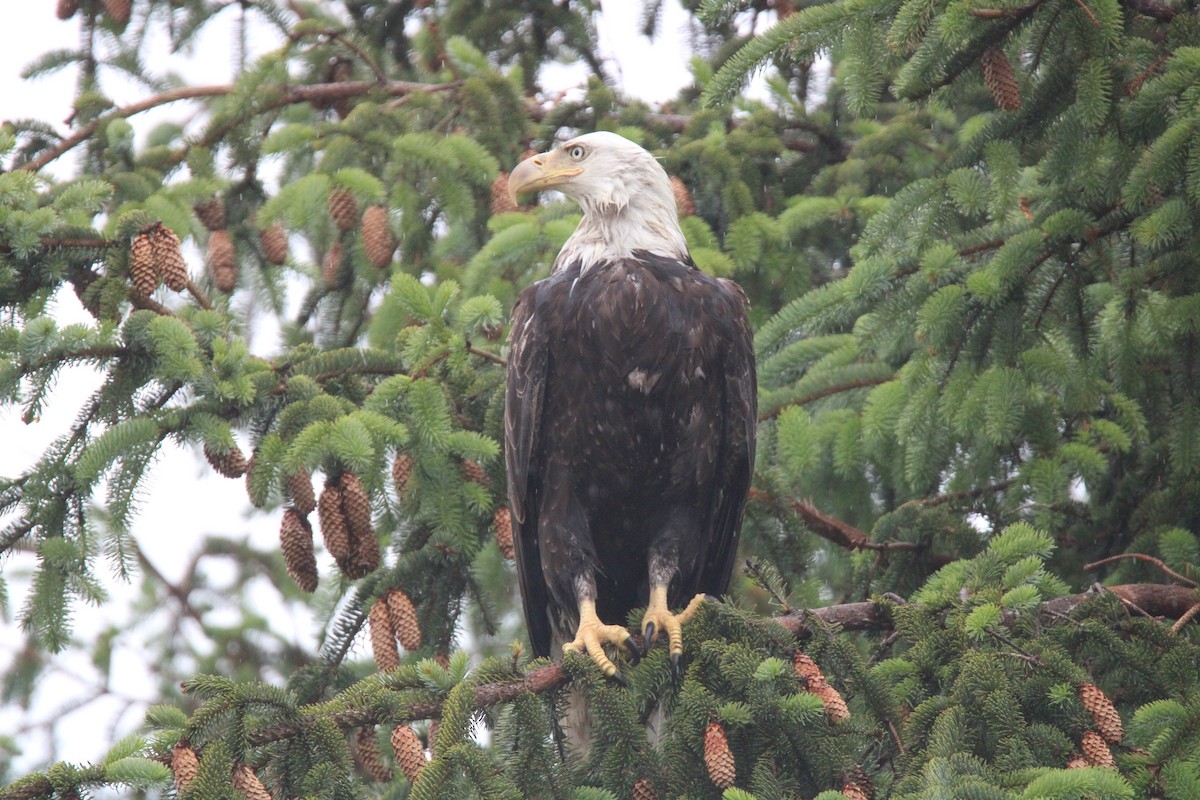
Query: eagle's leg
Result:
<box><xmin>563</xmin><ymin>598</ymin><xmax>638</xmax><ymax>681</ymax></box>
<box><xmin>641</xmin><ymin>587</ymin><xmax>707</xmax><ymax>672</ymax></box>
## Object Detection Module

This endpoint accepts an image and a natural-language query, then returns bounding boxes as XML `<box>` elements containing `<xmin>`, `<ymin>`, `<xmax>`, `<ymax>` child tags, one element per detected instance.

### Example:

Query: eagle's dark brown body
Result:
<box><xmin>505</xmin><ymin>251</ymin><xmax>757</xmax><ymax>657</ymax></box>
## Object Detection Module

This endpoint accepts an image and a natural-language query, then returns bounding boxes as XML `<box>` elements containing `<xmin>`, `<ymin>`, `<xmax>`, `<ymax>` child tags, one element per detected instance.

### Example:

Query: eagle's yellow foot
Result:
<box><xmin>641</xmin><ymin>588</ymin><xmax>707</xmax><ymax>675</ymax></box>
<box><xmin>563</xmin><ymin>599</ymin><xmax>638</xmax><ymax>684</ymax></box>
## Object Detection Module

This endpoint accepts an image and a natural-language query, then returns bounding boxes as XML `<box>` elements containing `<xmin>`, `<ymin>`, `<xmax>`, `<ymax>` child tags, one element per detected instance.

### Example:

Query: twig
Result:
<box><xmin>467</xmin><ymin>346</ymin><xmax>507</xmax><ymax>366</ymax></box>
<box><xmin>757</xmin><ymin>374</ymin><xmax>893</xmax><ymax>422</ymax></box>
<box><xmin>984</xmin><ymin>626</ymin><xmax>1040</xmax><ymax>665</ymax></box>
<box><xmin>1170</xmin><ymin>602</ymin><xmax>1200</xmax><ymax>634</ymax></box>
<box><xmin>1083</xmin><ymin>553</ymin><xmax>1198</xmax><ymax>588</ymax></box>
<box><xmin>184</xmin><ymin>278</ymin><xmax>214</xmax><ymax>311</ymax></box>
<box><xmin>749</xmin><ymin>488</ymin><xmax>922</xmax><ymax>553</ymax></box>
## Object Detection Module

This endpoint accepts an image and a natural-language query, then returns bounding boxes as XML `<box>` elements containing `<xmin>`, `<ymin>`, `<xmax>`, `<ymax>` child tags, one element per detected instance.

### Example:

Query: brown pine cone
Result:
<box><xmin>193</xmin><ymin>197</ymin><xmax>226</xmax><ymax>231</ymax></box>
<box><xmin>981</xmin><ymin>48</ymin><xmax>1021</xmax><ymax>111</ymax></box>
<box><xmin>390</xmin><ymin>724</ymin><xmax>426</xmax><ymax>783</ymax></box>
<box><xmin>369</xmin><ymin>597</ymin><xmax>400</xmax><ymax>672</ymax></box>
<box><xmin>844</xmin><ymin>766</ymin><xmax>873</xmax><ymax>800</ymax></box>
<box><xmin>670</xmin><ymin>175</ymin><xmax>696</xmax><ymax>217</ymax></box>
<box><xmin>843</xmin><ymin>786</ymin><xmax>870</xmax><ymax>800</ymax></box>
<box><xmin>230</xmin><ymin>763</ymin><xmax>271</xmax><ymax>800</ymax></box>
<box><xmin>392</xmin><ymin>453</ymin><xmax>414</xmax><ymax>496</ymax></box>
<box><xmin>171</xmin><ymin>742</ymin><xmax>200</xmax><ymax>794</ymax></box>
<box><xmin>259</xmin><ymin>221</ymin><xmax>289</xmax><ymax>266</ymax></box>
<box><xmin>329</xmin><ymin>189</ymin><xmax>359</xmax><ymax>232</ymax></box>
<box><xmin>387</xmin><ymin>588</ymin><xmax>422</xmax><ymax>651</ymax></box>
<box><xmin>101</xmin><ymin>0</ymin><xmax>131</xmax><ymax>25</ymax></box>
<box><xmin>317</xmin><ymin>484</ymin><xmax>353</xmax><ymax>567</ymax></box>
<box><xmin>279</xmin><ymin>509</ymin><xmax>318</xmax><ymax>593</ymax></box>
<box><xmin>703</xmin><ymin>721</ymin><xmax>736</xmax><ymax>789</ymax></box>
<box><xmin>361</xmin><ymin>205</ymin><xmax>396</xmax><ymax>270</ymax></box>
<box><xmin>204</xmin><ymin>443</ymin><xmax>248</xmax><ymax>478</ymax></box>
<box><xmin>355</xmin><ymin>726</ymin><xmax>394</xmax><ymax>783</ymax></box>
<box><xmin>631</xmin><ymin>778</ymin><xmax>657</xmax><ymax>800</ymax></box>
<box><xmin>338</xmin><ymin>471</ymin><xmax>379</xmax><ymax>577</ymax></box>
<box><xmin>286</xmin><ymin>468</ymin><xmax>317</xmax><ymax>516</ymax></box>
<box><xmin>153</xmin><ymin>226</ymin><xmax>189</xmax><ymax>292</ymax></box>
<box><xmin>815</xmin><ymin>680</ymin><xmax>851</xmax><ymax>722</ymax></box>
<box><xmin>1079</xmin><ymin>683</ymin><xmax>1123</xmax><ymax>744</ymax></box>
<box><xmin>460</xmin><ymin>459</ymin><xmax>490</xmax><ymax>487</ymax></box>
<box><xmin>322</xmin><ymin>240</ymin><xmax>343</xmax><ymax>288</ymax></box>
<box><xmin>1066</xmin><ymin>754</ymin><xmax>1090</xmax><ymax>769</ymax></box>
<box><xmin>493</xmin><ymin>507</ymin><xmax>514</xmax><ymax>560</ymax></box>
<box><xmin>490</xmin><ymin>172</ymin><xmax>518</xmax><ymax>216</ymax></box>
<box><xmin>208</xmin><ymin>229</ymin><xmax>238</xmax><ymax>292</ymax></box>
<box><xmin>130</xmin><ymin>233</ymin><xmax>158</xmax><ymax>297</ymax></box>
<box><xmin>1081</xmin><ymin>730</ymin><xmax>1116</xmax><ymax>768</ymax></box>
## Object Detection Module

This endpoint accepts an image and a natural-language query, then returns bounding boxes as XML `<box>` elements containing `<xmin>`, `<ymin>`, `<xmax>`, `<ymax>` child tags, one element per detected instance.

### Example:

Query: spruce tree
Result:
<box><xmin>2</xmin><ymin>1</ymin><xmax>1200</xmax><ymax>799</ymax></box>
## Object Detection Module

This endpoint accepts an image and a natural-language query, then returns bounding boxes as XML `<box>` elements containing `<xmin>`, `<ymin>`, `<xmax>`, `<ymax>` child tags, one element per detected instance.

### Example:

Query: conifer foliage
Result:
<box><xmin>2</xmin><ymin>1</ymin><xmax>1200</xmax><ymax>799</ymax></box>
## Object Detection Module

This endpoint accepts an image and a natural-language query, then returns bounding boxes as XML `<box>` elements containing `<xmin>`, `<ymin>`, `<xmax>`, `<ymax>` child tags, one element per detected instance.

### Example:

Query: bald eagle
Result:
<box><xmin>504</xmin><ymin>132</ymin><xmax>756</xmax><ymax>686</ymax></box>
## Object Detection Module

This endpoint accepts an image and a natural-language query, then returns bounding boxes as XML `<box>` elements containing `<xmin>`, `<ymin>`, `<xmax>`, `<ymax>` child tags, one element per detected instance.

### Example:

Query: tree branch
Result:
<box><xmin>757</xmin><ymin>374</ymin><xmax>893</xmax><ymax>422</ymax></box>
<box><xmin>748</xmin><ymin>488</ymin><xmax>921</xmax><ymax>553</ymax></box>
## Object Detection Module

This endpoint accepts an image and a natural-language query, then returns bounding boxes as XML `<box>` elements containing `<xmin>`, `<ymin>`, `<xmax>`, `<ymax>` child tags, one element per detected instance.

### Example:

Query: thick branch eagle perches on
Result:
<box><xmin>503</xmin><ymin>130</ymin><xmax>757</xmax><ymax>726</ymax></box>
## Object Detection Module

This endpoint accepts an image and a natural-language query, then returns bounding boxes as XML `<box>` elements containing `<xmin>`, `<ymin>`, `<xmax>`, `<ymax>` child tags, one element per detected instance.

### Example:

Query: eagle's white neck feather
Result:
<box><xmin>551</xmin><ymin>134</ymin><xmax>689</xmax><ymax>273</ymax></box>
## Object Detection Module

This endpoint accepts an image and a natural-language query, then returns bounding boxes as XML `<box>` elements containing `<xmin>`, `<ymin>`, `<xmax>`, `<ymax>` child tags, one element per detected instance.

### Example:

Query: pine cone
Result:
<box><xmin>844</xmin><ymin>766</ymin><xmax>874</xmax><ymax>800</ymax></box>
<box><xmin>208</xmin><ymin>229</ymin><xmax>238</xmax><ymax>292</ymax></box>
<box><xmin>387</xmin><ymin>588</ymin><xmax>422</xmax><ymax>651</ymax></box>
<box><xmin>339</xmin><ymin>471</ymin><xmax>379</xmax><ymax>577</ymax></box>
<box><xmin>703</xmin><ymin>721</ymin><xmax>736</xmax><ymax>789</ymax></box>
<box><xmin>793</xmin><ymin>652</ymin><xmax>822</xmax><ymax>681</ymax></box>
<box><xmin>490</xmin><ymin>172</ymin><xmax>518</xmax><ymax>215</ymax></box>
<box><xmin>286</xmin><ymin>468</ymin><xmax>317</xmax><ymax>516</ymax></box>
<box><xmin>842</xmin><ymin>786</ymin><xmax>870</xmax><ymax>800</ymax></box>
<box><xmin>981</xmin><ymin>48</ymin><xmax>1021</xmax><ymax>111</ymax></box>
<box><xmin>355</xmin><ymin>726</ymin><xmax>394</xmax><ymax>783</ymax></box>
<box><xmin>1081</xmin><ymin>730</ymin><xmax>1116</xmax><ymax>768</ymax></box>
<box><xmin>460</xmin><ymin>459</ymin><xmax>490</xmax><ymax>487</ymax></box>
<box><xmin>1066</xmin><ymin>754</ymin><xmax>1090</xmax><ymax>769</ymax></box>
<box><xmin>101</xmin><ymin>0</ymin><xmax>131</xmax><ymax>25</ymax></box>
<box><xmin>231</xmin><ymin>763</ymin><xmax>271</xmax><ymax>800</ymax></box>
<box><xmin>390</xmin><ymin>724</ymin><xmax>426</xmax><ymax>783</ymax></box>
<box><xmin>153</xmin><ymin>226</ymin><xmax>189</xmax><ymax>292</ymax></box>
<box><xmin>794</xmin><ymin>652</ymin><xmax>850</xmax><ymax>721</ymax></box>
<box><xmin>1079</xmin><ymin>683</ymin><xmax>1123</xmax><ymax>743</ymax></box>
<box><xmin>204</xmin><ymin>443</ymin><xmax>248</xmax><ymax>478</ymax></box>
<box><xmin>369</xmin><ymin>597</ymin><xmax>400</xmax><ymax>671</ymax></box>
<box><xmin>193</xmin><ymin>197</ymin><xmax>226</xmax><ymax>231</ymax></box>
<box><xmin>670</xmin><ymin>175</ymin><xmax>696</xmax><ymax>217</ymax></box>
<box><xmin>279</xmin><ymin>509</ymin><xmax>318</xmax><ymax>593</ymax></box>
<box><xmin>171</xmin><ymin>742</ymin><xmax>200</xmax><ymax>794</ymax></box>
<box><xmin>329</xmin><ymin>189</ymin><xmax>360</xmax><ymax>232</ymax></box>
<box><xmin>318</xmin><ymin>484</ymin><xmax>353</xmax><ymax>567</ymax></box>
<box><xmin>322</xmin><ymin>239</ymin><xmax>343</xmax><ymax>288</ymax></box>
<box><xmin>259</xmin><ymin>221</ymin><xmax>289</xmax><ymax>266</ymax></box>
<box><xmin>361</xmin><ymin>205</ymin><xmax>396</xmax><ymax>270</ymax></box>
<box><xmin>493</xmin><ymin>507</ymin><xmax>514</xmax><ymax>560</ymax></box>
<box><xmin>631</xmin><ymin>778</ymin><xmax>657</xmax><ymax>800</ymax></box>
<box><xmin>392</xmin><ymin>453</ymin><xmax>414</xmax><ymax>496</ymax></box>
<box><xmin>57</xmin><ymin>0</ymin><xmax>79</xmax><ymax>21</ymax></box>
<box><xmin>130</xmin><ymin>233</ymin><xmax>158</xmax><ymax>297</ymax></box>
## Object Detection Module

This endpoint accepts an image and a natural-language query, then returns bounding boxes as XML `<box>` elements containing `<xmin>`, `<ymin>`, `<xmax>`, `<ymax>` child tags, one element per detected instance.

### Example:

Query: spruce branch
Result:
<box><xmin>756</xmin><ymin>374</ymin><xmax>893</xmax><ymax>422</ymax></box>
<box><xmin>1084</xmin><ymin>553</ymin><xmax>1198</xmax><ymax>588</ymax></box>
<box><xmin>748</xmin><ymin>488</ymin><xmax>923</xmax><ymax>553</ymax></box>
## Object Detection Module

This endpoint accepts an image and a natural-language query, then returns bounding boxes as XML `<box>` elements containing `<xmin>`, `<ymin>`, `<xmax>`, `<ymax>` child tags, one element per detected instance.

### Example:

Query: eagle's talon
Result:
<box><xmin>624</xmin><ymin>636</ymin><xmax>641</xmax><ymax>666</ymax></box>
<box><xmin>670</xmin><ymin>652</ymin><xmax>683</xmax><ymax>681</ymax></box>
<box><xmin>641</xmin><ymin>621</ymin><xmax>657</xmax><ymax>655</ymax></box>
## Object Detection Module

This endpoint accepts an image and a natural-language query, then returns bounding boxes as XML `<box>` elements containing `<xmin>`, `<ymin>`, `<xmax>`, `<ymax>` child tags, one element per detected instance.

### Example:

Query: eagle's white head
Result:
<box><xmin>507</xmin><ymin>131</ymin><xmax>689</xmax><ymax>273</ymax></box>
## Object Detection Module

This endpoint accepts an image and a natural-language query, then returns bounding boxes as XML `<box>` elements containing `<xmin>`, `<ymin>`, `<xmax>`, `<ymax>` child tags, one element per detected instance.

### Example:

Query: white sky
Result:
<box><xmin>0</xmin><ymin>0</ymin><xmax>716</xmax><ymax>774</ymax></box>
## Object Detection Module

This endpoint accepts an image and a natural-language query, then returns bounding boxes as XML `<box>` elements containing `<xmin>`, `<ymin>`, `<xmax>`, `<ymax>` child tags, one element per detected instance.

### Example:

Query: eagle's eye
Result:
<box><xmin>567</xmin><ymin>144</ymin><xmax>586</xmax><ymax>161</ymax></box>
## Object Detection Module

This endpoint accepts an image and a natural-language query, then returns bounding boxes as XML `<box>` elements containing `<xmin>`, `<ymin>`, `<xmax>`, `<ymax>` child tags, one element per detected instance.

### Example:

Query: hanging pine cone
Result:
<box><xmin>153</xmin><ymin>226</ymin><xmax>189</xmax><ymax>292</ymax></box>
<box><xmin>208</xmin><ymin>229</ymin><xmax>238</xmax><ymax>292</ymax></box>
<box><xmin>361</xmin><ymin>205</ymin><xmax>396</xmax><ymax>270</ymax></box>
<box><xmin>279</xmin><ymin>509</ymin><xmax>318</xmax><ymax>593</ymax></box>
<box><xmin>490</xmin><ymin>172</ymin><xmax>518</xmax><ymax>215</ymax></box>
<box><xmin>193</xmin><ymin>197</ymin><xmax>226</xmax><ymax>231</ymax></box>
<box><xmin>369</xmin><ymin>597</ymin><xmax>400</xmax><ymax>671</ymax></box>
<box><xmin>670</xmin><ymin>175</ymin><xmax>696</xmax><ymax>217</ymax></box>
<box><xmin>1066</xmin><ymin>754</ymin><xmax>1089</xmax><ymax>769</ymax></box>
<box><xmin>204</xmin><ymin>443</ymin><xmax>248</xmax><ymax>478</ymax></box>
<box><xmin>171</xmin><ymin>742</ymin><xmax>200</xmax><ymax>794</ymax></box>
<box><xmin>285</xmin><ymin>469</ymin><xmax>316</xmax><ymax>516</ymax></box>
<box><xmin>339</xmin><ymin>471</ymin><xmax>379</xmax><ymax>577</ymax></box>
<box><xmin>101</xmin><ymin>0</ymin><xmax>132</xmax><ymax>25</ymax></box>
<box><xmin>387</xmin><ymin>588</ymin><xmax>422</xmax><ymax>651</ymax></box>
<box><xmin>794</xmin><ymin>652</ymin><xmax>850</xmax><ymax>721</ymax></box>
<box><xmin>322</xmin><ymin>240</ymin><xmax>343</xmax><ymax>288</ymax></box>
<box><xmin>318</xmin><ymin>484</ymin><xmax>353</xmax><ymax>568</ymax></box>
<box><xmin>842</xmin><ymin>786</ymin><xmax>870</xmax><ymax>800</ymax></box>
<box><xmin>390</xmin><ymin>724</ymin><xmax>426</xmax><ymax>783</ymax></box>
<box><xmin>460</xmin><ymin>459</ymin><xmax>490</xmax><ymax>487</ymax></box>
<box><xmin>392</xmin><ymin>452</ymin><xmax>414</xmax><ymax>496</ymax></box>
<box><xmin>355</xmin><ymin>726</ymin><xmax>394</xmax><ymax>783</ymax></box>
<box><xmin>493</xmin><ymin>507</ymin><xmax>514</xmax><ymax>560</ymax></box>
<box><xmin>1079</xmin><ymin>683</ymin><xmax>1123</xmax><ymax>743</ymax></box>
<box><xmin>1081</xmin><ymin>730</ymin><xmax>1116</xmax><ymax>768</ymax></box>
<box><xmin>631</xmin><ymin>778</ymin><xmax>658</xmax><ymax>800</ymax></box>
<box><xmin>843</xmin><ymin>766</ymin><xmax>874</xmax><ymax>800</ymax></box>
<box><xmin>981</xmin><ymin>47</ymin><xmax>1021</xmax><ymax>111</ymax></box>
<box><xmin>259</xmin><ymin>220</ymin><xmax>289</xmax><ymax>266</ymax></box>
<box><xmin>130</xmin><ymin>232</ymin><xmax>158</xmax><ymax>297</ymax></box>
<box><xmin>57</xmin><ymin>0</ymin><xmax>80</xmax><ymax>21</ymax></box>
<box><xmin>329</xmin><ymin>189</ymin><xmax>360</xmax><ymax>232</ymax></box>
<box><xmin>231</xmin><ymin>764</ymin><xmax>271</xmax><ymax>800</ymax></box>
<box><xmin>793</xmin><ymin>651</ymin><xmax>822</xmax><ymax>681</ymax></box>
<box><xmin>703</xmin><ymin>721</ymin><xmax>736</xmax><ymax>789</ymax></box>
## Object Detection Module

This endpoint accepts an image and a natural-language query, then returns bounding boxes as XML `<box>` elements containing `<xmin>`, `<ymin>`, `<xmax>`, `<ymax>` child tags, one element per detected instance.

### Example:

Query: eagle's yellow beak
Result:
<box><xmin>507</xmin><ymin>150</ymin><xmax>583</xmax><ymax>205</ymax></box>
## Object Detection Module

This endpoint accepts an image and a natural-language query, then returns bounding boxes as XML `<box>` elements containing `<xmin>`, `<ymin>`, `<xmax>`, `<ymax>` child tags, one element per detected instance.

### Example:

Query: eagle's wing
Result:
<box><xmin>698</xmin><ymin>280</ymin><xmax>757</xmax><ymax>595</ymax></box>
<box><xmin>504</xmin><ymin>285</ymin><xmax>553</xmax><ymax>657</ymax></box>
